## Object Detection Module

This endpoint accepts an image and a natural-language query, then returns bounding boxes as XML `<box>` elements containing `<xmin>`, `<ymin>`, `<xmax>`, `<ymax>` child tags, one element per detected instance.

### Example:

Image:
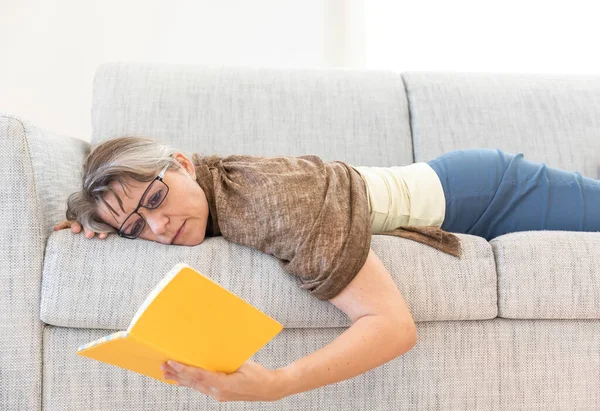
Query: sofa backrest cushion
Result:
<box><xmin>403</xmin><ymin>72</ymin><xmax>600</xmax><ymax>178</ymax></box>
<box><xmin>91</xmin><ymin>63</ymin><xmax>414</xmax><ymax>166</ymax></box>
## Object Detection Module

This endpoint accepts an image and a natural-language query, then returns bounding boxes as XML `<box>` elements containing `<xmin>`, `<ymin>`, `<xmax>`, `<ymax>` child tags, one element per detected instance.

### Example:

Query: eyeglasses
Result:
<box><xmin>117</xmin><ymin>163</ymin><xmax>170</xmax><ymax>239</ymax></box>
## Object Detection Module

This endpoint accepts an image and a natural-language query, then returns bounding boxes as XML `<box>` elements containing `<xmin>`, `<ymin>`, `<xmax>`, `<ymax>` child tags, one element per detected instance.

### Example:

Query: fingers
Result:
<box><xmin>53</xmin><ymin>220</ymin><xmax>73</xmax><ymax>230</ymax></box>
<box><xmin>83</xmin><ymin>227</ymin><xmax>96</xmax><ymax>238</ymax></box>
<box><xmin>53</xmin><ymin>220</ymin><xmax>109</xmax><ymax>239</ymax></box>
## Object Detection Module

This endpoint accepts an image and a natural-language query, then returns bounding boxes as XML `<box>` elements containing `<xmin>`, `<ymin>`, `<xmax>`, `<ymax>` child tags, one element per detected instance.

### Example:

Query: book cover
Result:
<box><xmin>77</xmin><ymin>263</ymin><xmax>283</xmax><ymax>384</ymax></box>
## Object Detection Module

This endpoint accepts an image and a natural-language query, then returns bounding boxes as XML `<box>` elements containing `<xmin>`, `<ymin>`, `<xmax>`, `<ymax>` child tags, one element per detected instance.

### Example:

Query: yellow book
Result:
<box><xmin>77</xmin><ymin>263</ymin><xmax>283</xmax><ymax>385</ymax></box>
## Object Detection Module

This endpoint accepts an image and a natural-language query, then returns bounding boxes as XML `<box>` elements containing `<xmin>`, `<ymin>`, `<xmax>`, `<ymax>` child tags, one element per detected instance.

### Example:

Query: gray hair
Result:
<box><xmin>66</xmin><ymin>136</ymin><xmax>191</xmax><ymax>234</ymax></box>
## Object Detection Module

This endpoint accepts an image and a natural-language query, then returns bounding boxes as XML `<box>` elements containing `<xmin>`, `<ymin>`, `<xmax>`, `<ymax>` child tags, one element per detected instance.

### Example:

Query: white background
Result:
<box><xmin>1</xmin><ymin>0</ymin><xmax>598</xmax><ymax>142</ymax></box>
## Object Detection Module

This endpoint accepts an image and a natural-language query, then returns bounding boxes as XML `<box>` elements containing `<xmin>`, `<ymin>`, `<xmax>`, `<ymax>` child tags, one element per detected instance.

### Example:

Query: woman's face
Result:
<box><xmin>97</xmin><ymin>152</ymin><xmax>209</xmax><ymax>246</ymax></box>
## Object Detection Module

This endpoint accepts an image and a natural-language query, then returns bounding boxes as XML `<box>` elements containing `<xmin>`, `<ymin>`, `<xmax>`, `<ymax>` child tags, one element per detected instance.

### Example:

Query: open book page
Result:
<box><xmin>77</xmin><ymin>262</ymin><xmax>283</xmax><ymax>376</ymax></box>
<box><xmin>77</xmin><ymin>332</ymin><xmax>178</xmax><ymax>384</ymax></box>
<box><xmin>127</xmin><ymin>262</ymin><xmax>189</xmax><ymax>332</ymax></box>
<box><xmin>126</xmin><ymin>264</ymin><xmax>283</xmax><ymax>373</ymax></box>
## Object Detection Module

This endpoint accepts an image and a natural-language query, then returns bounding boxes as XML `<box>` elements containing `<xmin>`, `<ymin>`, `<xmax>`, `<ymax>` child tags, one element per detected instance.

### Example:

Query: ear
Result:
<box><xmin>171</xmin><ymin>152</ymin><xmax>196</xmax><ymax>179</ymax></box>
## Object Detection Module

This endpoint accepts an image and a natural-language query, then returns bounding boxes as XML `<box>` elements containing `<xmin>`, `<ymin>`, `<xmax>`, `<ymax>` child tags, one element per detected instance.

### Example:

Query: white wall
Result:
<box><xmin>3</xmin><ymin>0</ymin><xmax>600</xmax><ymax>143</ymax></box>
<box><xmin>0</xmin><ymin>0</ymin><xmax>355</xmax><ymax>142</ymax></box>
<box><xmin>364</xmin><ymin>0</ymin><xmax>600</xmax><ymax>74</ymax></box>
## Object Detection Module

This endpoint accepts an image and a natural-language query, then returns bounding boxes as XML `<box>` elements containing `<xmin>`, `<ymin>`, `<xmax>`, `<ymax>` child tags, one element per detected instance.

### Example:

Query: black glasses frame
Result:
<box><xmin>117</xmin><ymin>163</ymin><xmax>170</xmax><ymax>239</ymax></box>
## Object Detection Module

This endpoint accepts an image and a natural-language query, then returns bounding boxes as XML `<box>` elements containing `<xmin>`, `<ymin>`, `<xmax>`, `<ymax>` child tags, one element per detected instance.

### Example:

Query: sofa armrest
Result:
<box><xmin>1</xmin><ymin>114</ymin><xmax>90</xmax><ymax>235</ymax></box>
<box><xmin>0</xmin><ymin>113</ymin><xmax>89</xmax><ymax>411</ymax></box>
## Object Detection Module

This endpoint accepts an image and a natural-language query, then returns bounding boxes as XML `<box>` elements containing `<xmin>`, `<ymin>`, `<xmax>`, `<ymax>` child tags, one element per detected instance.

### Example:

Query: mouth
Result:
<box><xmin>171</xmin><ymin>220</ymin><xmax>186</xmax><ymax>244</ymax></box>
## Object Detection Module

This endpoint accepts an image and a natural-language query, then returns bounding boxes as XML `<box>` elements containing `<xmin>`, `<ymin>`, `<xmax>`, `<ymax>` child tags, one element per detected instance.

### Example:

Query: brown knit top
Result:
<box><xmin>193</xmin><ymin>153</ymin><xmax>461</xmax><ymax>300</ymax></box>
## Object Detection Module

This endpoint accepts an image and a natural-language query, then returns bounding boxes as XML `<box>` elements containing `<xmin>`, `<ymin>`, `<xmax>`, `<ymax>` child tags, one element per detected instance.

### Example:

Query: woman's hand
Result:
<box><xmin>161</xmin><ymin>359</ymin><xmax>288</xmax><ymax>402</ymax></box>
<box><xmin>53</xmin><ymin>220</ymin><xmax>109</xmax><ymax>239</ymax></box>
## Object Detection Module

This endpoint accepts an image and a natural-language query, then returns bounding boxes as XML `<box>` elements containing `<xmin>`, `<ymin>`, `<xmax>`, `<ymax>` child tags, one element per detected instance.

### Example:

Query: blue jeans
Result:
<box><xmin>427</xmin><ymin>149</ymin><xmax>600</xmax><ymax>240</ymax></box>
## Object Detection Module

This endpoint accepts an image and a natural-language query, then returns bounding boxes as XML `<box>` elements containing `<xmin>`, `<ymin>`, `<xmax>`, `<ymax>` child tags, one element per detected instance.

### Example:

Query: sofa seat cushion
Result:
<box><xmin>45</xmin><ymin>319</ymin><xmax>600</xmax><ymax>410</ymax></box>
<box><xmin>40</xmin><ymin>231</ymin><xmax>497</xmax><ymax>329</ymax></box>
<box><xmin>492</xmin><ymin>231</ymin><xmax>600</xmax><ymax>319</ymax></box>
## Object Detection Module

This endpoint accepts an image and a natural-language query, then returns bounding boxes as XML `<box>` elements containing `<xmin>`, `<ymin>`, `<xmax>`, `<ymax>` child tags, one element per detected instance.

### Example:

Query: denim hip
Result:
<box><xmin>427</xmin><ymin>148</ymin><xmax>600</xmax><ymax>240</ymax></box>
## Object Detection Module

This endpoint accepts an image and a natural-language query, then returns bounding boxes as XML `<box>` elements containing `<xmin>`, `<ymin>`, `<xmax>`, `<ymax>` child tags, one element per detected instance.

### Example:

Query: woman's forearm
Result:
<box><xmin>275</xmin><ymin>314</ymin><xmax>417</xmax><ymax>398</ymax></box>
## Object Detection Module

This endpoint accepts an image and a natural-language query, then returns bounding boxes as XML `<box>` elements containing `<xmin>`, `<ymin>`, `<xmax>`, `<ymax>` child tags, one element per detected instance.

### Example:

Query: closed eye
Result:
<box><xmin>150</xmin><ymin>191</ymin><xmax>162</xmax><ymax>207</ymax></box>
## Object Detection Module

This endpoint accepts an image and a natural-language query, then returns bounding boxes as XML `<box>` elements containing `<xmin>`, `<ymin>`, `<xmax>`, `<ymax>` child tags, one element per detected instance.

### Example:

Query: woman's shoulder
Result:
<box><xmin>193</xmin><ymin>152</ymin><xmax>332</xmax><ymax>174</ymax></box>
<box><xmin>191</xmin><ymin>153</ymin><xmax>223</xmax><ymax>168</ymax></box>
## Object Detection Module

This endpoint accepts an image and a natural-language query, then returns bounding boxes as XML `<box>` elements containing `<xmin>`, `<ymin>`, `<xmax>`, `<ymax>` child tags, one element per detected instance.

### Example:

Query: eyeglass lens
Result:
<box><xmin>121</xmin><ymin>180</ymin><xmax>168</xmax><ymax>238</ymax></box>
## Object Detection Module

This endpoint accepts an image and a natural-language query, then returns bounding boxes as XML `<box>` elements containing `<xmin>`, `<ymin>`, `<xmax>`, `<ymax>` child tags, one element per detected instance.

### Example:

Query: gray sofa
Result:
<box><xmin>2</xmin><ymin>63</ymin><xmax>599</xmax><ymax>410</ymax></box>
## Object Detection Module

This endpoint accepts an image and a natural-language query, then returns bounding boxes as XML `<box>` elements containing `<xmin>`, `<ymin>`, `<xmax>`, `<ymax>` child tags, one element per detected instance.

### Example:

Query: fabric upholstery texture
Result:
<box><xmin>43</xmin><ymin>320</ymin><xmax>600</xmax><ymax>410</ymax></box>
<box><xmin>403</xmin><ymin>71</ymin><xmax>600</xmax><ymax>179</ymax></box>
<box><xmin>2</xmin><ymin>64</ymin><xmax>599</xmax><ymax>410</ymax></box>
<box><xmin>40</xmin><ymin>233</ymin><xmax>496</xmax><ymax>330</ymax></box>
<box><xmin>492</xmin><ymin>230</ymin><xmax>600</xmax><ymax>319</ymax></box>
<box><xmin>0</xmin><ymin>115</ymin><xmax>90</xmax><ymax>411</ymax></box>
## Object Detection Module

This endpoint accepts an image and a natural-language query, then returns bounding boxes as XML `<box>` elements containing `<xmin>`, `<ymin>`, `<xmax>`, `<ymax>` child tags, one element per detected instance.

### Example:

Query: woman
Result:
<box><xmin>54</xmin><ymin>136</ymin><xmax>600</xmax><ymax>402</ymax></box>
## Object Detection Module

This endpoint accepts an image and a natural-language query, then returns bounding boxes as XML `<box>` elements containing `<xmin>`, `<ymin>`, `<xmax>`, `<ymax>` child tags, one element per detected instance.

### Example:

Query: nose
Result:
<box><xmin>140</xmin><ymin>208</ymin><xmax>168</xmax><ymax>236</ymax></box>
